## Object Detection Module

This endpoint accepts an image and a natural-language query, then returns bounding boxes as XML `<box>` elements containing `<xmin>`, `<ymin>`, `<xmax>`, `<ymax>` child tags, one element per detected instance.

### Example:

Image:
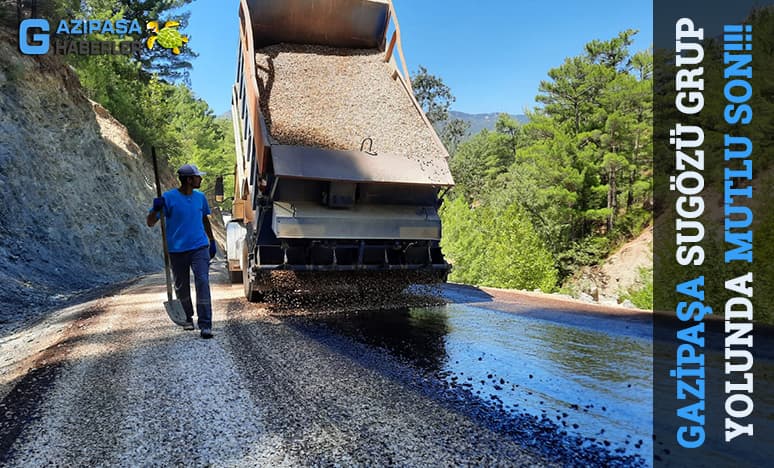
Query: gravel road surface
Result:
<box><xmin>0</xmin><ymin>266</ymin><xmax>557</xmax><ymax>466</ymax></box>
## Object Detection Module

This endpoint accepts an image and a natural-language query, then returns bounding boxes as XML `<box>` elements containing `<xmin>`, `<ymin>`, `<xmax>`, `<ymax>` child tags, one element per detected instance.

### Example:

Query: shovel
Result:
<box><xmin>152</xmin><ymin>147</ymin><xmax>188</xmax><ymax>326</ymax></box>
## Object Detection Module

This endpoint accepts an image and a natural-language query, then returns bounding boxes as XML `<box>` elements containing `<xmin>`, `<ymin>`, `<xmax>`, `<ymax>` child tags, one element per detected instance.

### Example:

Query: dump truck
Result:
<box><xmin>222</xmin><ymin>0</ymin><xmax>454</xmax><ymax>301</ymax></box>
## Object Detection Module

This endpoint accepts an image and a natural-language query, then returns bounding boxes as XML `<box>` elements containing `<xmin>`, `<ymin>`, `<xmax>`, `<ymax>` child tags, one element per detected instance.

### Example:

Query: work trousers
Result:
<box><xmin>169</xmin><ymin>245</ymin><xmax>212</xmax><ymax>330</ymax></box>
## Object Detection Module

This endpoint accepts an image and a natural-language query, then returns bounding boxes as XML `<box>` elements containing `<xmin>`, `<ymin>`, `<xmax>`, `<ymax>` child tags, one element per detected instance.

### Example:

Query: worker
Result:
<box><xmin>146</xmin><ymin>164</ymin><xmax>217</xmax><ymax>339</ymax></box>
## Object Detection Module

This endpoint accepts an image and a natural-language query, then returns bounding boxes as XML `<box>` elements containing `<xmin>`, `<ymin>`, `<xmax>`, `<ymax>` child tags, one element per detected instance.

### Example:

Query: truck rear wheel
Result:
<box><xmin>242</xmin><ymin>245</ymin><xmax>263</xmax><ymax>302</ymax></box>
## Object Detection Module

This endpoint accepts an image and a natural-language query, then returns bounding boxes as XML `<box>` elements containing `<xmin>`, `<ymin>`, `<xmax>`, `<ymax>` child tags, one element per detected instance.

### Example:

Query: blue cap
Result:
<box><xmin>177</xmin><ymin>164</ymin><xmax>206</xmax><ymax>176</ymax></box>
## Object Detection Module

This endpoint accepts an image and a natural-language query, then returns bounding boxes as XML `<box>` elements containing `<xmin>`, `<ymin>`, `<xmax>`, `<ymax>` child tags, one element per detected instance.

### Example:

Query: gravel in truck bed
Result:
<box><xmin>254</xmin><ymin>44</ymin><xmax>451</xmax><ymax>182</ymax></box>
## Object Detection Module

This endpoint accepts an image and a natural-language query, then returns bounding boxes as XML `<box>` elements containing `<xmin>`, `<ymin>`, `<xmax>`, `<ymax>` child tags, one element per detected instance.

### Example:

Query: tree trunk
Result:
<box><xmin>628</xmin><ymin>134</ymin><xmax>640</xmax><ymax>209</ymax></box>
<box><xmin>607</xmin><ymin>169</ymin><xmax>616</xmax><ymax>232</ymax></box>
<box><xmin>574</xmin><ymin>104</ymin><xmax>580</xmax><ymax>134</ymax></box>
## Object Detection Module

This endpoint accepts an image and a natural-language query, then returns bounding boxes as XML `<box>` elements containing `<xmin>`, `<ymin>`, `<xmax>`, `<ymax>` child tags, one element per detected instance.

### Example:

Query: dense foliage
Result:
<box><xmin>417</xmin><ymin>31</ymin><xmax>654</xmax><ymax>296</ymax></box>
<box><xmin>441</xmin><ymin>198</ymin><xmax>557</xmax><ymax>291</ymax></box>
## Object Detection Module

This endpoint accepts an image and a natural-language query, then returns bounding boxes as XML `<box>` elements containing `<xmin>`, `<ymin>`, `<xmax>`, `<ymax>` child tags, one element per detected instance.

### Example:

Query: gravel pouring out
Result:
<box><xmin>258</xmin><ymin>270</ymin><xmax>447</xmax><ymax>315</ymax></box>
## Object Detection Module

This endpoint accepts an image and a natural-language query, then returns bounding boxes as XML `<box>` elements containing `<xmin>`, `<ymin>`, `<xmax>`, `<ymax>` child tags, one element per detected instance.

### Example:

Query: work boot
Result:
<box><xmin>200</xmin><ymin>328</ymin><xmax>214</xmax><ymax>339</ymax></box>
<box><xmin>182</xmin><ymin>320</ymin><xmax>195</xmax><ymax>331</ymax></box>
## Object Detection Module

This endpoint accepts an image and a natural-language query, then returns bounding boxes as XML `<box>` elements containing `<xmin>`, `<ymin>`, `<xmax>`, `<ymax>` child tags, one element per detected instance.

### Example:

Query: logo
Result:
<box><xmin>18</xmin><ymin>18</ymin><xmax>152</xmax><ymax>56</ymax></box>
<box><xmin>19</xmin><ymin>18</ymin><xmax>50</xmax><ymax>55</ymax></box>
<box><xmin>146</xmin><ymin>21</ymin><xmax>189</xmax><ymax>55</ymax></box>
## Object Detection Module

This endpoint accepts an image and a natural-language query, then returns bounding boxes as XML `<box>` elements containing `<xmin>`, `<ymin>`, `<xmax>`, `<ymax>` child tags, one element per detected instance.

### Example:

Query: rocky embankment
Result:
<box><xmin>0</xmin><ymin>29</ymin><xmax>164</xmax><ymax>334</ymax></box>
<box><xmin>566</xmin><ymin>226</ymin><xmax>653</xmax><ymax>307</ymax></box>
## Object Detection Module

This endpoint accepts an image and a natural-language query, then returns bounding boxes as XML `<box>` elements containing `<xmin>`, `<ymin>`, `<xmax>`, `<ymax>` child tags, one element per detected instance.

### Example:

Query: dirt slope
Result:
<box><xmin>598</xmin><ymin>226</ymin><xmax>653</xmax><ymax>296</ymax></box>
<box><xmin>568</xmin><ymin>226</ymin><xmax>653</xmax><ymax>305</ymax></box>
<box><xmin>0</xmin><ymin>29</ymin><xmax>163</xmax><ymax>334</ymax></box>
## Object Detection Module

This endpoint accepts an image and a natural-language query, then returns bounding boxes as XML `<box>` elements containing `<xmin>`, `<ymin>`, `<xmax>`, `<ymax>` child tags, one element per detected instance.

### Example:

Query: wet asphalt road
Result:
<box><xmin>309</xmin><ymin>289</ymin><xmax>653</xmax><ymax>464</ymax></box>
<box><xmin>0</xmin><ymin>267</ymin><xmax>652</xmax><ymax>466</ymax></box>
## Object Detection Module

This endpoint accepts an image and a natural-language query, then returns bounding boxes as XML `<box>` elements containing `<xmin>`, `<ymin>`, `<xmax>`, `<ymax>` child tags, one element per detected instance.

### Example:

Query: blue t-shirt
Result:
<box><xmin>151</xmin><ymin>189</ymin><xmax>211</xmax><ymax>253</ymax></box>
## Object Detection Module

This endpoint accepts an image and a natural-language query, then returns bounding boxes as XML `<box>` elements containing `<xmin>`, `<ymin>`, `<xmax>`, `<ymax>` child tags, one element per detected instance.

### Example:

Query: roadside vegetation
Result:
<box><xmin>621</xmin><ymin>268</ymin><xmax>653</xmax><ymax>310</ymax></box>
<box><xmin>414</xmin><ymin>31</ymin><xmax>654</xmax><ymax>298</ymax></box>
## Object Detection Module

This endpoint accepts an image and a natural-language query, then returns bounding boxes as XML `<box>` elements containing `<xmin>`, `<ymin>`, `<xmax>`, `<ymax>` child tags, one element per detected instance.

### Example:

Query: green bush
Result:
<box><xmin>612</xmin><ymin>208</ymin><xmax>651</xmax><ymax>242</ymax></box>
<box><xmin>555</xmin><ymin>236</ymin><xmax>612</xmax><ymax>279</ymax></box>
<box><xmin>622</xmin><ymin>267</ymin><xmax>653</xmax><ymax>310</ymax></box>
<box><xmin>441</xmin><ymin>198</ymin><xmax>558</xmax><ymax>292</ymax></box>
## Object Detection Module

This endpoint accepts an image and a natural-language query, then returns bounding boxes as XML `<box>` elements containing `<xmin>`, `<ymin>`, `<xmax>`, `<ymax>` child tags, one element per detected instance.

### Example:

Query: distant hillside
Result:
<box><xmin>450</xmin><ymin>111</ymin><xmax>528</xmax><ymax>137</ymax></box>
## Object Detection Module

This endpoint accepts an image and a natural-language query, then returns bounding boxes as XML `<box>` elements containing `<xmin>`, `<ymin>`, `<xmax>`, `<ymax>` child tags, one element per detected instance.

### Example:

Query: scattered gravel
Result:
<box><xmin>254</xmin><ymin>44</ymin><xmax>452</xmax><ymax>183</ymax></box>
<box><xmin>258</xmin><ymin>270</ymin><xmax>446</xmax><ymax>315</ymax></box>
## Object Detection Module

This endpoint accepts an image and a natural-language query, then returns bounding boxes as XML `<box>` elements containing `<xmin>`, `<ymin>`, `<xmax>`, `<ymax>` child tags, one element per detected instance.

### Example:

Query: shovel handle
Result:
<box><xmin>151</xmin><ymin>147</ymin><xmax>175</xmax><ymax>303</ymax></box>
<box><xmin>152</xmin><ymin>147</ymin><xmax>162</xmax><ymax>198</ymax></box>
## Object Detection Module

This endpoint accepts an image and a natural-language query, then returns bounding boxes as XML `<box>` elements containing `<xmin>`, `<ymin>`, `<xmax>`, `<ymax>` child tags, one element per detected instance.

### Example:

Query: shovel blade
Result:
<box><xmin>163</xmin><ymin>300</ymin><xmax>189</xmax><ymax>326</ymax></box>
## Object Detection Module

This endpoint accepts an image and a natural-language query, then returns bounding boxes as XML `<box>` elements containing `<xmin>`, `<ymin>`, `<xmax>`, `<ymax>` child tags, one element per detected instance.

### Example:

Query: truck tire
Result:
<box><xmin>242</xmin><ymin>245</ymin><xmax>262</xmax><ymax>302</ymax></box>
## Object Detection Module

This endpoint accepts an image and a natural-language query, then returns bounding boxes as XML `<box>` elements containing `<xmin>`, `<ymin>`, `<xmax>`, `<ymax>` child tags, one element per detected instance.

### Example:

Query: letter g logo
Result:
<box><xmin>19</xmin><ymin>19</ymin><xmax>50</xmax><ymax>55</ymax></box>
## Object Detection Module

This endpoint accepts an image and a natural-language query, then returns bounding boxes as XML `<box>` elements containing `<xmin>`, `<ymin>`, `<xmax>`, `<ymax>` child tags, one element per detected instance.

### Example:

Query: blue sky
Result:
<box><xmin>183</xmin><ymin>1</ymin><xmax>652</xmax><ymax>116</ymax></box>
